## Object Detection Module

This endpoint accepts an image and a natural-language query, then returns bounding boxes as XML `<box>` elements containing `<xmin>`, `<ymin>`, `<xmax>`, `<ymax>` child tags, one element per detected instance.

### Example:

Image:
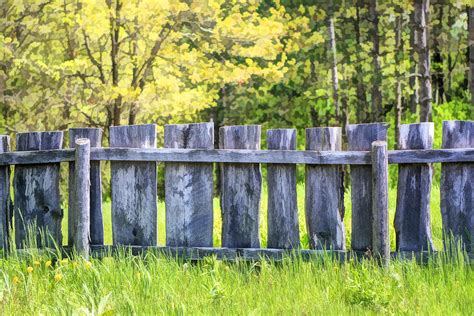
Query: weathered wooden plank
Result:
<box><xmin>220</xmin><ymin>125</ymin><xmax>262</xmax><ymax>248</ymax></box>
<box><xmin>347</xmin><ymin>123</ymin><xmax>388</xmax><ymax>251</ymax></box>
<box><xmin>69</xmin><ymin>128</ymin><xmax>103</xmax><ymax>246</ymax></box>
<box><xmin>371</xmin><ymin>141</ymin><xmax>390</xmax><ymax>265</ymax></box>
<box><xmin>0</xmin><ymin>147</ymin><xmax>473</xmax><ymax>166</ymax></box>
<box><xmin>267</xmin><ymin>129</ymin><xmax>299</xmax><ymax>248</ymax></box>
<box><xmin>14</xmin><ymin>131</ymin><xmax>64</xmax><ymax>248</ymax></box>
<box><xmin>164</xmin><ymin>122</ymin><xmax>214</xmax><ymax>247</ymax></box>
<box><xmin>395</xmin><ymin>123</ymin><xmax>435</xmax><ymax>252</ymax></box>
<box><xmin>305</xmin><ymin>127</ymin><xmax>345</xmax><ymax>250</ymax></box>
<box><xmin>0</xmin><ymin>136</ymin><xmax>12</xmax><ymax>251</ymax></box>
<box><xmin>440</xmin><ymin>120</ymin><xmax>474</xmax><ymax>252</ymax></box>
<box><xmin>72</xmin><ymin>139</ymin><xmax>90</xmax><ymax>258</ymax></box>
<box><xmin>110</xmin><ymin>124</ymin><xmax>157</xmax><ymax>246</ymax></box>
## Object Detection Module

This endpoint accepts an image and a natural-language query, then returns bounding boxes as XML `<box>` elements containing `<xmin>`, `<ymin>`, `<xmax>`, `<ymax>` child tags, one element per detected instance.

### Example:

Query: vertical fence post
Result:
<box><xmin>14</xmin><ymin>131</ymin><xmax>64</xmax><ymax>248</ymax></box>
<box><xmin>305</xmin><ymin>127</ymin><xmax>345</xmax><ymax>250</ymax></box>
<box><xmin>68</xmin><ymin>128</ymin><xmax>103</xmax><ymax>247</ymax></box>
<box><xmin>73</xmin><ymin>139</ymin><xmax>90</xmax><ymax>258</ymax></box>
<box><xmin>395</xmin><ymin>123</ymin><xmax>435</xmax><ymax>252</ymax></box>
<box><xmin>267</xmin><ymin>129</ymin><xmax>299</xmax><ymax>249</ymax></box>
<box><xmin>164</xmin><ymin>122</ymin><xmax>214</xmax><ymax>247</ymax></box>
<box><xmin>220</xmin><ymin>125</ymin><xmax>262</xmax><ymax>248</ymax></box>
<box><xmin>110</xmin><ymin>124</ymin><xmax>157</xmax><ymax>246</ymax></box>
<box><xmin>440</xmin><ymin>120</ymin><xmax>474</xmax><ymax>253</ymax></box>
<box><xmin>347</xmin><ymin>123</ymin><xmax>388</xmax><ymax>252</ymax></box>
<box><xmin>371</xmin><ymin>141</ymin><xmax>389</xmax><ymax>265</ymax></box>
<box><xmin>0</xmin><ymin>136</ymin><xmax>11</xmax><ymax>252</ymax></box>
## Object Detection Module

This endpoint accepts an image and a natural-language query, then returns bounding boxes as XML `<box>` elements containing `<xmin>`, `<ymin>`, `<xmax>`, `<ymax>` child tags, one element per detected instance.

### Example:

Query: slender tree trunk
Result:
<box><xmin>395</xmin><ymin>13</ymin><xmax>404</xmax><ymax>148</ymax></box>
<box><xmin>415</xmin><ymin>0</ymin><xmax>432</xmax><ymax>122</ymax></box>
<box><xmin>468</xmin><ymin>7</ymin><xmax>474</xmax><ymax>108</ymax></box>
<box><xmin>432</xmin><ymin>5</ymin><xmax>444</xmax><ymax>104</ymax></box>
<box><xmin>108</xmin><ymin>0</ymin><xmax>122</xmax><ymax>126</ymax></box>
<box><xmin>327</xmin><ymin>0</ymin><xmax>339</xmax><ymax>123</ymax></box>
<box><xmin>409</xmin><ymin>11</ymin><xmax>419</xmax><ymax>113</ymax></box>
<box><xmin>369</xmin><ymin>0</ymin><xmax>383</xmax><ymax>122</ymax></box>
<box><xmin>354</xmin><ymin>0</ymin><xmax>368</xmax><ymax>123</ymax></box>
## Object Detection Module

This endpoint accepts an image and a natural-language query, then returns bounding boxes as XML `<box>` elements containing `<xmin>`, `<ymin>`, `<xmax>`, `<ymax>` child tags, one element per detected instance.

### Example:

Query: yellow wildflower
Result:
<box><xmin>85</xmin><ymin>261</ymin><xmax>92</xmax><ymax>269</ymax></box>
<box><xmin>72</xmin><ymin>262</ymin><xmax>78</xmax><ymax>268</ymax></box>
<box><xmin>60</xmin><ymin>259</ymin><xmax>69</xmax><ymax>265</ymax></box>
<box><xmin>135</xmin><ymin>272</ymin><xmax>141</xmax><ymax>278</ymax></box>
<box><xmin>45</xmin><ymin>260</ymin><xmax>52</xmax><ymax>268</ymax></box>
<box><xmin>26</xmin><ymin>266</ymin><xmax>33</xmax><ymax>273</ymax></box>
<box><xmin>12</xmin><ymin>276</ymin><xmax>20</xmax><ymax>284</ymax></box>
<box><xmin>54</xmin><ymin>273</ymin><xmax>62</xmax><ymax>282</ymax></box>
<box><xmin>33</xmin><ymin>261</ymin><xmax>40</xmax><ymax>267</ymax></box>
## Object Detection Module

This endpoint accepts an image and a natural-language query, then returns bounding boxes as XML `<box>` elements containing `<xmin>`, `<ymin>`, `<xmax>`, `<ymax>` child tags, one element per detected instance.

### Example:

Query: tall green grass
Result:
<box><xmin>1</xmin><ymin>184</ymin><xmax>471</xmax><ymax>314</ymax></box>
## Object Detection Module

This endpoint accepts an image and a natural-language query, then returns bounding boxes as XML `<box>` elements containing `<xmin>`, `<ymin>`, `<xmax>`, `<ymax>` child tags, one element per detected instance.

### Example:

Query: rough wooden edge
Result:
<box><xmin>73</xmin><ymin>139</ymin><xmax>90</xmax><ymax>259</ymax></box>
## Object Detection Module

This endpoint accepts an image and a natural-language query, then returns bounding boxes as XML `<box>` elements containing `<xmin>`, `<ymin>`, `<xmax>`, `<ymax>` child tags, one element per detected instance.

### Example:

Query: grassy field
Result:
<box><xmin>1</xmin><ymin>184</ymin><xmax>473</xmax><ymax>314</ymax></box>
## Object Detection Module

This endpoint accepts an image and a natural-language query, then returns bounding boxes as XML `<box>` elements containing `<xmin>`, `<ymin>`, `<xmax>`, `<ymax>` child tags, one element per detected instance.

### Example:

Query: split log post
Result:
<box><xmin>347</xmin><ymin>123</ymin><xmax>388</xmax><ymax>252</ymax></box>
<box><xmin>440</xmin><ymin>120</ymin><xmax>473</xmax><ymax>253</ymax></box>
<box><xmin>110</xmin><ymin>124</ymin><xmax>157</xmax><ymax>246</ymax></box>
<box><xmin>305</xmin><ymin>127</ymin><xmax>345</xmax><ymax>250</ymax></box>
<box><xmin>164</xmin><ymin>122</ymin><xmax>214</xmax><ymax>247</ymax></box>
<box><xmin>0</xmin><ymin>136</ymin><xmax>11</xmax><ymax>251</ymax></box>
<box><xmin>14</xmin><ymin>131</ymin><xmax>64</xmax><ymax>248</ymax></box>
<box><xmin>395</xmin><ymin>123</ymin><xmax>435</xmax><ymax>252</ymax></box>
<box><xmin>219</xmin><ymin>125</ymin><xmax>262</xmax><ymax>248</ymax></box>
<box><xmin>267</xmin><ymin>129</ymin><xmax>299</xmax><ymax>249</ymax></box>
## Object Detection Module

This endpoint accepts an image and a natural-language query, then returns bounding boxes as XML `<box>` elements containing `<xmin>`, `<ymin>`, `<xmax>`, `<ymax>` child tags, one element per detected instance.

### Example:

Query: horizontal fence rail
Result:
<box><xmin>0</xmin><ymin>147</ymin><xmax>472</xmax><ymax>166</ymax></box>
<box><xmin>0</xmin><ymin>120</ymin><xmax>472</xmax><ymax>264</ymax></box>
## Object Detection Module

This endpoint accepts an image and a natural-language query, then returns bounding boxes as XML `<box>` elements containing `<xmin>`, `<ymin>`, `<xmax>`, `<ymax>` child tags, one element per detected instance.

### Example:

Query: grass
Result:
<box><xmin>1</xmin><ymin>183</ymin><xmax>472</xmax><ymax>314</ymax></box>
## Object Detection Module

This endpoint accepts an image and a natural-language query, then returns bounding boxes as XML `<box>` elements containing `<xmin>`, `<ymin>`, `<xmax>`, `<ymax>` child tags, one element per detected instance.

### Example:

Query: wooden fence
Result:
<box><xmin>0</xmin><ymin>120</ymin><xmax>472</xmax><ymax>263</ymax></box>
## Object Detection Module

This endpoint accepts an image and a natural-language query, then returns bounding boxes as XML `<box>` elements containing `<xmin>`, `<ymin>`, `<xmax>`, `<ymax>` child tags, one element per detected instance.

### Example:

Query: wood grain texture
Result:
<box><xmin>69</xmin><ymin>128</ymin><xmax>103</xmax><ymax>246</ymax></box>
<box><xmin>164</xmin><ymin>122</ymin><xmax>214</xmax><ymax>247</ymax></box>
<box><xmin>347</xmin><ymin>123</ymin><xmax>388</xmax><ymax>251</ymax></box>
<box><xmin>72</xmin><ymin>139</ymin><xmax>90</xmax><ymax>258</ymax></box>
<box><xmin>395</xmin><ymin>123</ymin><xmax>435</xmax><ymax>251</ymax></box>
<box><xmin>0</xmin><ymin>136</ymin><xmax>12</xmax><ymax>250</ymax></box>
<box><xmin>371</xmin><ymin>141</ymin><xmax>390</xmax><ymax>265</ymax></box>
<box><xmin>14</xmin><ymin>131</ymin><xmax>64</xmax><ymax>248</ymax></box>
<box><xmin>267</xmin><ymin>129</ymin><xmax>299</xmax><ymax>249</ymax></box>
<box><xmin>305</xmin><ymin>127</ymin><xmax>345</xmax><ymax>250</ymax></box>
<box><xmin>219</xmin><ymin>125</ymin><xmax>262</xmax><ymax>248</ymax></box>
<box><xmin>110</xmin><ymin>124</ymin><xmax>157</xmax><ymax>246</ymax></box>
<box><xmin>440</xmin><ymin>120</ymin><xmax>473</xmax><ymax>252</ymax></box>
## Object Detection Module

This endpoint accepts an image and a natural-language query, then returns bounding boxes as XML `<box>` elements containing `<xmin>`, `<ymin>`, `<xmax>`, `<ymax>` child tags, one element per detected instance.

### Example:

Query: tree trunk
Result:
<box><xmin>327</xmin><ymin>1</ymin><xmax>339</xmax><ymax>123</ymax></box>
<box><xmin>469</xmin><ymin>7</ymin><xmax>474</xmax><ymax>108</ymax></box>
<box><xmin>414</xmin><ymin>0</ymin><xmax>432</xmax><ymax>122</ymax></box>
<box><xmin>409</xmin><ymin>11</ymin><xmax>419</xmax><ymax>113</ymax></box>
<box><xmin>369</xmin><ymin>0</ymin><xmax>383</xmax><ymax>122</ymax></box>
<box><xmin>354</xmin><ymin>0</ymin><xmax>368</xmax><ymax>123</ymax></box>
<box><xmin>432</xmin><ymin>5</ymin><xmax>444</xmax><ymax>104</ymax></box>
<box><xmin>395</xmin><ymin>13</ymin><xmax>404</xmax><ymax>148</ymax></box>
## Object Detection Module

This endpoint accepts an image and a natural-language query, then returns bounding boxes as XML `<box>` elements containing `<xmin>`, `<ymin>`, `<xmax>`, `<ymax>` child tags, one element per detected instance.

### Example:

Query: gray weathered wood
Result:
<box><xmin>395</xmin><ymin>123</ymin><xmax>435</xmax><ymax>251</ymax></box>
<box><xmin>219</xmin><ymin>125</ymin><xmax>262</xmax><ymax>248</ymax></box>
<box><xmin>164</xmin><ymin>122</ymin><xmax>214</xmax><ymax>247</ymax></box>
<box><xmin>267</xmin><ymin>129</ymin><xmax>299</xmax><ymax>248</ymax></box>
<box><xmin>371</xmin><ymin>141</ymin><xmax>390</xmax><ymax>265</ymax></box>
<box><xmin>440</xmin><ymin>120</ymin><xmax>474</xmax><ymax>252</ymax></box>
<box><xmin>305</xmin><ymin>127</ymin><xmax>345</xmax><ymax>250</ymax></box>
<box><xmin>72</xmin><ymin>139</ymin><xmax>90</xmax><ymax>258</ymax></box>
<box><xmin>0</xmin><ymin>147</ymin><xmax>473</xmax><ymax>166</ymax></box>
<box><xmin>0</xmin><ymin>136</ymin><xmax>11</xmax><ymax>251</ymax></box>
<box><xmin>69</xmin><ymin>128</ymin><xmax>103</xmax><ymax>246</ymax></box>
<box><xmin>347</xmin><ymin>123</ymin><xmax>388</xmax><ymax>251</ymax></box>
<box><xmin>14</xmin><ymin>131</ymin><xmax>64</xmax><ymax>248</ymax></box>
<box><xmin>110</xmin><ymin>124</ymin><xmax>157</xmax><ymax>246</ymax></box>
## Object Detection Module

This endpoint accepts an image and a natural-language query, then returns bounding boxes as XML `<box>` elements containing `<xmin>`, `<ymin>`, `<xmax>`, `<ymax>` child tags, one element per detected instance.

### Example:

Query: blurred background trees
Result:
<box><xmin>0</xmin><ymin>0</ymin><xmax>472</xmax><ymax>148</ymax></box>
